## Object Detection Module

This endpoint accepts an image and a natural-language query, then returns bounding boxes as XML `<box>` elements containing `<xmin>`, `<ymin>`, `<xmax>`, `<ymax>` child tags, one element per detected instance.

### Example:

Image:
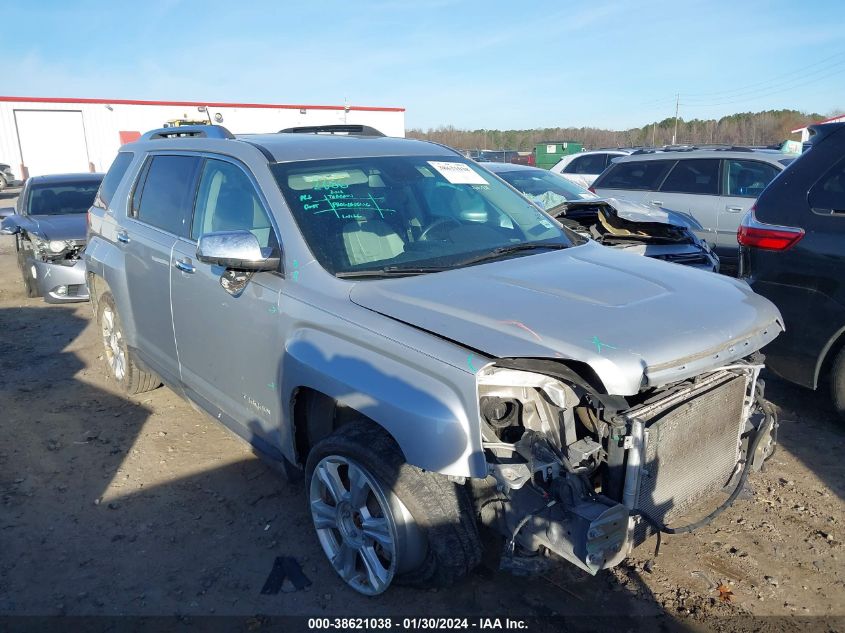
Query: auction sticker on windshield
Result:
<box><xmin>428</xmin><ymin>161</ymin><xmax>489</xmax><ymax>185</ymax></box>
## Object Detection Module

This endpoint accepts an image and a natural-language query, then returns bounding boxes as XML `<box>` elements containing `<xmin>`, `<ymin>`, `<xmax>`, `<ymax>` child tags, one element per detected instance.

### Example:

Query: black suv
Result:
<box><xmin>739</xmin><ymin>122</ymin><xmax>845</xmax><ymax>417</ymax></box>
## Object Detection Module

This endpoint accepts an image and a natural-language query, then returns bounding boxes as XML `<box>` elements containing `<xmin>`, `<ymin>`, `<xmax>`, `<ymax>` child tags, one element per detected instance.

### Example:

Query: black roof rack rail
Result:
<box><xmin>140</xmin><ymin>125</ymin><xmax>235</xmax><ymax>141</ymax></box>
<box><xmin>278</xmin><ymin>124</ymin><xmax>385</xmax><ymax>137</ymax></box>
<box><xmin>710</xmin><ymin>146</ymin><xmax>754</xmax><ymax>152</ymax></box>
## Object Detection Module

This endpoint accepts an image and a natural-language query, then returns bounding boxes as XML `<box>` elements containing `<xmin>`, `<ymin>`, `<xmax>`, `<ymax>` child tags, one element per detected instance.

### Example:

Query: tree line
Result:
<box><xmin>407</xmin><ymin>109</ymin><xmax>840</xmax><ymax>151</ymax></box>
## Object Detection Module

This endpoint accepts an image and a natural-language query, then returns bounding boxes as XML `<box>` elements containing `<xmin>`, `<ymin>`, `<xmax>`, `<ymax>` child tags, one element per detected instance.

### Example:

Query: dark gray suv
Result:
<box><xmin>86</xmin><ymin>125</ymin><xmax>782</xmax><ymax>595</ymax></box>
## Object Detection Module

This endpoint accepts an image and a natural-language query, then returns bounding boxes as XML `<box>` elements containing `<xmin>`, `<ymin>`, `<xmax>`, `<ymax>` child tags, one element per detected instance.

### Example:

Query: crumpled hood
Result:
<box><xmin>350</xmin><ymin>242</ymin><xmax>782</xmax><ymax>395</ymax></box>
<box><xmin>21</xmin><ymin>214</ymin><xmax>86</xmax><ymax>241</ymax></box>
<box><xmin>567</xmin><ymin>197</ymin><xmax>703</xmax><ymax>231</ymax></box>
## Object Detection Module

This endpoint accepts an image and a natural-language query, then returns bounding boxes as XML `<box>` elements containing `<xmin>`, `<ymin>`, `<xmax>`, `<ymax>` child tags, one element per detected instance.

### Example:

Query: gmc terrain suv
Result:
<box><xmin>739</xmin><ymin>122</ymin><xmax>845</xmax><ymax>418</ymax></box>
<box><xmin>86</xmin><ymin>125</ymin><xmax>782</xmax><ymax>595</ymax></box>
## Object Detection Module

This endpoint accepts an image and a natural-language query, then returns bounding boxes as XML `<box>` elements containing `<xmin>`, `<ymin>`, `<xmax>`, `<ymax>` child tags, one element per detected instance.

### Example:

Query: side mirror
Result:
<box><xmin>196</xmin><ymin>230</ymin><xmax>279</xmax><ymax>271</ymax></box>
<box><xmin>0</xmin><ymin>207</ymin><xmax>15</xmax><ymax>219</ymax></box>
<box><xmin>0</xmin><ymin>213</ymin><xmax>20</xmax><ymax>235</ymax></box>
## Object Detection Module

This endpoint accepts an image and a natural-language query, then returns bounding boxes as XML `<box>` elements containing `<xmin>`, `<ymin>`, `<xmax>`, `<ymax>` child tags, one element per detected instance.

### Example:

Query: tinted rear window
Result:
<box><xmin>659</xmin><ymin>159</ymin><xmax>720</xmax><ymax>195</ymax></box>
<box><xmin>809</xmin><ymin>157</ymin><xmax>845</xmax><ymax>212</ymax></box>
<box><xmin>595</xmin><ymin>160</ymin><xmax>674</xmax><ymax>190</ymax></box>
<box><xmin>134</xmin><ymin>155</ymin><xmax>201</xmax><ymax>237</ymax></box>
<box><xmin>94</xmin><ymin>152</ymin><xmax>134</xmax><ymax>209</ymax></box>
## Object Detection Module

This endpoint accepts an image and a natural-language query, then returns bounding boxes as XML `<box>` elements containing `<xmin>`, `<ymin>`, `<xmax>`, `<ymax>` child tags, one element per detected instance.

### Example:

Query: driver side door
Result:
<box><xmin>170</xmin><ymin>156</ymin><xmax>287</xmax><ymax>446</ymax></box>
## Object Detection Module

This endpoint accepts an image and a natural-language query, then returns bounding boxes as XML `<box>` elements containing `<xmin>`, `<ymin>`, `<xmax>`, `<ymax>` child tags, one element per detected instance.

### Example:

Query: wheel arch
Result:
<box><xmin>281</xmin><ymin>330</ymin><xmax>485</xmax><ymax>479</ymax></box>
<box><xmin>816</xmin><ymin>323</ymin><xmax>845</xmax><ymax>388</ymax></box>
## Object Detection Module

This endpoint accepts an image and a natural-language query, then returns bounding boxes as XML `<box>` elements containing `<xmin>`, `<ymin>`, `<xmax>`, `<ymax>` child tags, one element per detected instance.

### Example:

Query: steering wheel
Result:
<box><xmin>419</xmin><ymin>217</ymin><xmax>461</xmax><ymax>241</ymax></box>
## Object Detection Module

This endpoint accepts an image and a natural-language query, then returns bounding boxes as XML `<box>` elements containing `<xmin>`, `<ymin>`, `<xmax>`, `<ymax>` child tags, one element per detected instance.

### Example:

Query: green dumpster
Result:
<box><xmin>534</xmin><ymin>141</ymin><xmax>583</xmax><ymax>170</ymax></box>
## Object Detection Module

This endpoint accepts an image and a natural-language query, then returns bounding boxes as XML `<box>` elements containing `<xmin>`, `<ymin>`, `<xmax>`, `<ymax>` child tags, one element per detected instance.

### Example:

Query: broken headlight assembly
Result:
<box><xmin>474</xmin><ymin>358</ymin><xmax>776</xmax><ymax>576</ymax></box>
<box><xmin>31</xmin><ymin>236</ymin><xmax>84</xmax><ymax>262</ymax></box>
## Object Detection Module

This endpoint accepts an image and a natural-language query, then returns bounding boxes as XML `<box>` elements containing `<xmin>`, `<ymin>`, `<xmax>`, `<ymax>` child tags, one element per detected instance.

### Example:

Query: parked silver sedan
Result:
<box><xmin>0</xmin><ymin>173</ymin><xmax>102</xmax><ymax>302</ymax></box>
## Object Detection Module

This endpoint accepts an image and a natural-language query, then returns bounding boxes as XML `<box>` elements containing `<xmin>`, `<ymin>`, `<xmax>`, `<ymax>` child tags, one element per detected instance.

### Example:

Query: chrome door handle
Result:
<box><xmin>649</xmin><ymin>200</ymin><xmax>663</xmax><ymax>206</ymax></box>
<box><xmin>174</xmin><ymin>259</ymin><xmax>195</xmax><ymax>274</ymax></box>
<box><xmin>726</xmin><ymin>206</ymin><xmax>744</xmax><ymax>213</ymax></box>
<box><xmin>116</xmin><ymin>231</ymin><xmax>130</xmax><ymax>244</ymax></box>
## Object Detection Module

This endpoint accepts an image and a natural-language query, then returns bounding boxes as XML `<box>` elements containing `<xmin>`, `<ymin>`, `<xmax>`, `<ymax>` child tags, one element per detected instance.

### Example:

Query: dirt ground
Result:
<box><xmin>0</xmin><ymin>186</ymin><xmax>843</xmax><ymax>631</ymax></box>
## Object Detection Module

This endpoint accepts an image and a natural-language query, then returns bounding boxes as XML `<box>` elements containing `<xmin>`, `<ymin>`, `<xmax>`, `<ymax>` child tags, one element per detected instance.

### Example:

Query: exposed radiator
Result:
<box><xmin>629</xmin><ymin>372</ymin><xmax>748</xmax><ymax>545</ymax></box>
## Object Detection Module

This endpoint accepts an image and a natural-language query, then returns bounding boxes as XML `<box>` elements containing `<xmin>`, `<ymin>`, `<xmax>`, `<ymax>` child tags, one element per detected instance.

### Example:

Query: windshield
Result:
<box><xmin>494</xmin><ymin>168</ymin><xmax>598</xmax><ymax>211</ymax></box>
<box><xmin>271</xmin><ymin>156</ymin><xmax>576</xmax><ymax>276</ymax></box>
<box><xmin>27</xmin><ymin>181</ymin><xmax>101</xmax><ymax>215</ymax></box>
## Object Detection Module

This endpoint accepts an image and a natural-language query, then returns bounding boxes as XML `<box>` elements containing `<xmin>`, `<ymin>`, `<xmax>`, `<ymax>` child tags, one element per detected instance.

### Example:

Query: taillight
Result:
<box><xmin>737</xmin><ymin>206</ymin><xmax>804</xmax><ymax>251</ymax></box>
<box><xmin>588</xmin><ymin>186</ymin><xmax>596</xmax><ymax>194</ymax></box>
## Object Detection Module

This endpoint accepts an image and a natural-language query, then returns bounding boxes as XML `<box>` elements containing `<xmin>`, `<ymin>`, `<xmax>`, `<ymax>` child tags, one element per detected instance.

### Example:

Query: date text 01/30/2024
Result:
<box><xmin>307</xmin><ymin>617</ymin><xmax>529</xmax><ymax>630</ymax></box>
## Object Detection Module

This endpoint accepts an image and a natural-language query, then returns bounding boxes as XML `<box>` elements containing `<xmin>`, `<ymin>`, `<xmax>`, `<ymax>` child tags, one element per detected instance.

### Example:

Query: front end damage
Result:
<box><xmin>29</xmin><ymin>237</ymin><xmax>89</xmax><ymax>302</ymax></box>
<box><xmin>552</xmin><ymin>199</ymin><xmax>719</xmax><ymax>272</ymax></box>
<box><xmin>474</xmin><ymin>357</ymin><xmax>776</xmax><ymax>575</ymax></box>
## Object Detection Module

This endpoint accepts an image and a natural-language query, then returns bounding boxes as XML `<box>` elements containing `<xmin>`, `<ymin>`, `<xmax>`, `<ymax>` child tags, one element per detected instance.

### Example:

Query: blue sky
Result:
<box><xmin>4</xmin><ymin>0</ymin><xmax>845</xmax><ymax>130</ymax></box>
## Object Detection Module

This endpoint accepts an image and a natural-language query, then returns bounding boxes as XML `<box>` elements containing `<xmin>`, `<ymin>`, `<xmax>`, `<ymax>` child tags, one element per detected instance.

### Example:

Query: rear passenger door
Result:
<box><xmin>655</xmin><ymin>158</ymin><xmax>721</xmax><ymax>249</ymax></box>
<box><xmin>122</xmin><ymin>154</ymin><xmax>201</xmax><ymax>382</ymax></box>
<box><xmin>170</xmin><ymin>156</ymin><xmax>286</xmax><ymax>444</ymax></box>
<box><xmin>805</xmin><ymin>156</ymin><xmax>845</xmax><ymax>305</ymax></box>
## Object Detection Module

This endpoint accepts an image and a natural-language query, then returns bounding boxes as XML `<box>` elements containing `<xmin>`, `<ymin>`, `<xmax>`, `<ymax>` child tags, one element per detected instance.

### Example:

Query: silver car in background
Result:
<box><xmin>86</xmin><ymin>125</ymin><xmax>782</xmax><ymax>596</ymax></box>
<box><xmin>591</xmin><ymin>148</ymin><xmax>792</xmax><ymax>271</ymax></box>
<box><xmin>1</xmin><ymin>173</ymin><xmax>102</xmax><ymax>302</ymax></box>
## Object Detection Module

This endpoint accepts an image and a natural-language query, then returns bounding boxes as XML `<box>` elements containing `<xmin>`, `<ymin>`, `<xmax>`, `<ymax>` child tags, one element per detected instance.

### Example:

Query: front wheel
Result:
<box><xmin>16</xmin><ymin>243</ymin><xmax>39</xmax><ymax>298</ymax></box>
<box><xmin>306</xmin><ymin>420</ymin><xmax>481</xmax><ymax>595</ymax></box>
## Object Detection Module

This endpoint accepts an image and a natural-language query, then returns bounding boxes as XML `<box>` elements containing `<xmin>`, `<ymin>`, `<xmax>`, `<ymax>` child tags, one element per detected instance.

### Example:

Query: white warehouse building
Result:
<box><xmin>0</xmin><ymin>95</ymin><xmax>406</xmax><ymax>180</ymax></box>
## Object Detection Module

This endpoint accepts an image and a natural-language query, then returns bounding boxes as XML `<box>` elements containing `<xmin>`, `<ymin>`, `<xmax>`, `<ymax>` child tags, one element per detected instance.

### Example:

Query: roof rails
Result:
<box><xmin>278</xmin><ymin>124</ymin><xmax>385</xmax><ymax>137</ymax></box>
<box><xmin>140</xmin><ymin>125</ymin><xmax>235</xmax><ymax>141</ymax></box>
<box><xmin>629</xmin><ymin>145</ymin><xmax>761</xmax><ymax>156</ymax></box>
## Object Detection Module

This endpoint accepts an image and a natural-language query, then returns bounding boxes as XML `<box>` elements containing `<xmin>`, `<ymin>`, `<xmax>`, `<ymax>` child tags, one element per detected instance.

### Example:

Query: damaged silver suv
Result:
<box><xmin>86</xmin><ymin>125</ymin><xmax>783</xmax><ymax>595</ymax></box>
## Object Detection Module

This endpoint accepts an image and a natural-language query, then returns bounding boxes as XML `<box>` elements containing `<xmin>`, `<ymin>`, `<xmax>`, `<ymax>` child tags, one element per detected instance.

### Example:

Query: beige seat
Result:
<box><xmin>342</xmin><ymin>218</ymin><xmax>405</xmax><ymax>266</ymax></box>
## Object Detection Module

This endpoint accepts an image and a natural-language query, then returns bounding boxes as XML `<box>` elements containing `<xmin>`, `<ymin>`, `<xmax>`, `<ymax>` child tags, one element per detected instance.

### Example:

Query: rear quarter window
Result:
<box><xmin>595</xmin><ymin>160</ymin><xmax>674</xmax><ymax>190</ymax></box>
<box><xmin>94</xmin><ymin>151</ymin><xmax>134</xmax><ymax>209</ymax></box>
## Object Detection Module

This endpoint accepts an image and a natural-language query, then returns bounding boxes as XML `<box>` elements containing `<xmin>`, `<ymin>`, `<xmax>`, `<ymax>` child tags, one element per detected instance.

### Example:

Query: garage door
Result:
<box><xmin>15</xmin><ymin>110</ymin><xmax>90</xmax><ymax>177</ymax></box>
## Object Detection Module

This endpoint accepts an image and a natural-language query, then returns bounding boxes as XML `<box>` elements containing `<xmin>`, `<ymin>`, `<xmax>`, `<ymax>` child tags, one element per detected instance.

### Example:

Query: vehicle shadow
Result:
<box><xmin>762</xmin><ymin>371</ymin><xmax>845</xmax><ymax>501</ymax></box>
<box><xmin>0</xmin><ymin>305</ymin><xmax>692</xmax><ymax>631</ymax></box>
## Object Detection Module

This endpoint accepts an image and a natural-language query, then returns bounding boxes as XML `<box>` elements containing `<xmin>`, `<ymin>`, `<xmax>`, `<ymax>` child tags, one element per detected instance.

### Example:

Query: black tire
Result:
<box><xmin>15</xmin><ymin>239</ymin><xmax>40</xmax><ymax>298</ymax></box>
<box><xmin>305</xmin><ymin>419</ymin><xmax>481</xmax><ymax>592</ymax></box>
<box><xmin>830</xmin><ymin>346</ymin><xmax>845</xmax><ymax>420</ymax></box>
<box><xmin>97</xmin><ymin>292</ymin><xmax>161</xmax><ymax>395</ymax></box>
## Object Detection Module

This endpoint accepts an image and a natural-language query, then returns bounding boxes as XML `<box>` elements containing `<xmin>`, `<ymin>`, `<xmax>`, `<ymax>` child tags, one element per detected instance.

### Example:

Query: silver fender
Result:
<box><xmin>281</xmin><ymin>327</ymin><xmax>486</xmax><ymax>478</ymax></box>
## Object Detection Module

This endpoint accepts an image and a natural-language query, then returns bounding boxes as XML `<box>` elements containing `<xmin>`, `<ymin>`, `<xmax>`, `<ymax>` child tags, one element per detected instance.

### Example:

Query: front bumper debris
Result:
<box><xmin>33</xmin><ymin>257</ymin><xmax>89</xmax><ymax>303</ymax></box>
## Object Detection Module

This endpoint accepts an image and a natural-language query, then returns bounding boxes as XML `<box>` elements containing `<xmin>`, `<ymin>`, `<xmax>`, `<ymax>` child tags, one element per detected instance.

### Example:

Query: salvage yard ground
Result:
<box><xmin>0</xmin><ymin>187</ymin><xmax>843</xmax><ymax>631</ymax></box>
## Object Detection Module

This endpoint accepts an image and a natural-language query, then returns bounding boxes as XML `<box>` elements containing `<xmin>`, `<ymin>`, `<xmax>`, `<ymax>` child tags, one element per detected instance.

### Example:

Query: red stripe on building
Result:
<box><xmin>0</xmin><ymin>95</ymin><xmax>404</xmax><ymax>113</ymax></box>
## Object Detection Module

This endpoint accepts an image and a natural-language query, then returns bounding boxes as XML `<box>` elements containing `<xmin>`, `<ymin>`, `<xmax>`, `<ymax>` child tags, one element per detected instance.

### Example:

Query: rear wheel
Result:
<box><xmin>97</xmin><ymin>292</ymin><xmax>161</xmax><ymax>394</ymax></box>
<box><xmin>830</xmin><ymin>346</ymin><xmax>845</xmax><ymax>420</ymax></box>
<box><xmin>305</xmin><ymin>420</ymin><xmax>481</xmax><ymax>595</ymax></box>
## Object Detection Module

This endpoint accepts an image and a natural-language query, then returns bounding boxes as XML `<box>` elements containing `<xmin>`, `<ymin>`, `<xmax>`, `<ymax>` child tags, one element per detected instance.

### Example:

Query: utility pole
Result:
<box><xmin>672</xmin><ymin>93</ymin><xmax>680</xmax><ymax>145</ymax></box>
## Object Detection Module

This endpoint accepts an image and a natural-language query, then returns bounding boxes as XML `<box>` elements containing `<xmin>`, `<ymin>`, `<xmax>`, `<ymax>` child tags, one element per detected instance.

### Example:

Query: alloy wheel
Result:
<box><xmin>101</xmin><ymin>305</ymin><xmax>126</xmax><ymax>381</ymax></box>
<box><xmin>309</xmin><ymin>456</ymin><xmax>400</xmax><ymax>595</ymax></box>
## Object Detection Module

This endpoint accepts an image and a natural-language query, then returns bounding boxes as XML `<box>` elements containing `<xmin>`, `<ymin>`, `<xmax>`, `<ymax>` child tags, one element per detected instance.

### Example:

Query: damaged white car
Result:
<box><xmin>86</xmin><ymin>126</ymin><xmax>780</xmax><ymax>595</ymax></box>
<box><xmin>485</xmin><ymin>162</ymin><xmax>719</xmax><ymax>271</ymax></box>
